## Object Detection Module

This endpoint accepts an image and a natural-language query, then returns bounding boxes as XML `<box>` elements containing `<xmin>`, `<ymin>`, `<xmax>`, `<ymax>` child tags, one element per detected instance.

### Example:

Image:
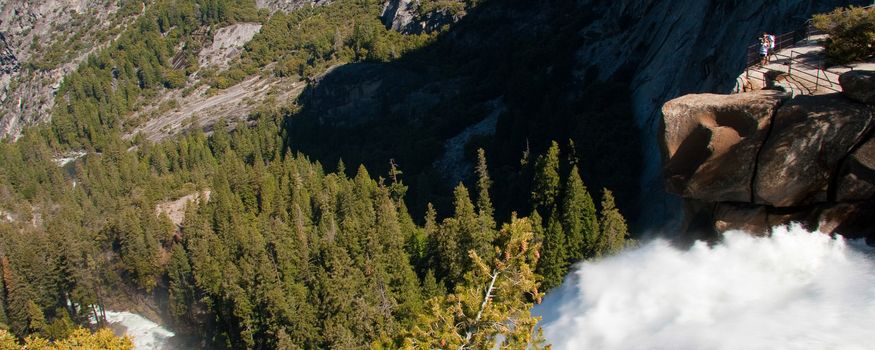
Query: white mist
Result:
<box><xmin>535</xmin><ymin>225</ymin><xmax>875</xmax><ymax>350</ymax></box>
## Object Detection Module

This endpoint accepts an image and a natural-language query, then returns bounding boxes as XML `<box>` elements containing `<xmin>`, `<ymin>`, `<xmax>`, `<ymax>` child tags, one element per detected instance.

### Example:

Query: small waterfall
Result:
<box><xmin>103</xmin><ymin>311</ymin><xmax>176</xmax><ymax>350</ymax></box>
<box><xmin>534</xmin><ymin>225</ymin><xmax>875</xmax><ymax>350</ymax></box>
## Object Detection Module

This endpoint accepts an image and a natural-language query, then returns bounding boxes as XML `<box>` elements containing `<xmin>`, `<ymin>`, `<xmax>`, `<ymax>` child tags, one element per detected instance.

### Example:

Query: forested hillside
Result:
<box><xmin>0</xmin><ymin>0</ymin><xmax>633</xmax><ymax>348</ymax></box>
<box><xmin>0</xmin><ymin>111</ymin><xmax>628</xmax><ymax>347</ymax></box>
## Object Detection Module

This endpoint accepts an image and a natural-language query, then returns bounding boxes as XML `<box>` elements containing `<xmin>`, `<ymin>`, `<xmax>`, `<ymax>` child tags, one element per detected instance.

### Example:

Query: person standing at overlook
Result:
<box><xmin>759</xmin><ymin>32</ymin><xmax>771</xmax><ymax>66</ymax></box>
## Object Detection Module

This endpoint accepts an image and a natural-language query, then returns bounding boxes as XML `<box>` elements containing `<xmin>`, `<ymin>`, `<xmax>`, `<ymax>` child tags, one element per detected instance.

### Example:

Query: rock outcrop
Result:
<box><xmin>0</xmin><ymin>0</ymin><xmax>137</xmax><ymax>140</ymax></box>
<box><xmin>661</xmin><ymin>91</ymin><xmax>788</xmax><ymax>202</ymax></box>
<box><xmin>836</xmin><ymin>137</ymin><xmax>875</xmax><ymax>201</ymax></box>
<box><xmin>0</xmin><ymin>33</ymin><xmax>19</xmax><ymax>75</ymax></box>
<box><xmin>198</xmin><ymin>23</ymin><xmax>263</xmax><ymax>71</ymax></box>
<box><xmin>839</xmin><ymin>70</ymin><xmax>875</xmax><ymax>104</ymax></box>
<box><xmin>380</xmin><ymin>0</ymin><xmax>467</xmax><ymax>34</ymax></box>
<box><xmin>661</xmin><ymin>70</ymin><xmax>875</xmax><ymax>242</ymax></box>
<box><xmin>754</xmin><ymin>94</ymin><xmax>875</xmax><ymax>206</ymax></box>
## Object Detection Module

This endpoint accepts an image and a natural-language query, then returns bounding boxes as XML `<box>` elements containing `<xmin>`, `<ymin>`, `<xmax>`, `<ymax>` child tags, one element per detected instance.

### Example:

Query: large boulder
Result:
<box><xmin>754</xmin><ymin>94</ymin><xmax>875</xmax><ymax>207</ymax></box>
<box><xmin>660</xmin><ymin>90</ymin><xmax>788</xmax><ymax>202</ymax></box>
<box><xmin>836</xmin><ymin>136</ymin><xmax>875</xmax><ymax>202</ymax></box>
<box><xmin>839</xmin><ymin>70</ymin><xmax>875</xmax><ymax>105</ymax></box>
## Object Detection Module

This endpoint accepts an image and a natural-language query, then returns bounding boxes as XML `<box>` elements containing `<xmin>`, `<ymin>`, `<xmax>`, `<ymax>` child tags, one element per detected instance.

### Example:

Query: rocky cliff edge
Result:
<box><xmin>660</xmin><ymin>70</ymin><xmax>875</xmax><ymax>243</ymax></box>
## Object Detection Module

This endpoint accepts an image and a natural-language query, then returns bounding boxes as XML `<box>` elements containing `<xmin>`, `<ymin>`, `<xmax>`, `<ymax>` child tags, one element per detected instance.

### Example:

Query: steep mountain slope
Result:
<box><xmin>0</xmin><ymin>0</ymin><xmax>144</xmax><ymax>139</ymax></box>
<box><xmin>288</xmin><ymin>0</ymin><xmax>867</xmax><ymax>229</ymax></box>
<box><xmin>572</xmin><ymin>0</ymin><xmax>867</xmax><ymax>228</ymax></box>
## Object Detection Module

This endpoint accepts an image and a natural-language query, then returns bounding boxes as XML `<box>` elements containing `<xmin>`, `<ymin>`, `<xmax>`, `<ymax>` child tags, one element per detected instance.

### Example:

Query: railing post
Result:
<box><xmin>815</xmin><ymin>69</ymin><xmax>821</xmax><ymax>92</ymax></box>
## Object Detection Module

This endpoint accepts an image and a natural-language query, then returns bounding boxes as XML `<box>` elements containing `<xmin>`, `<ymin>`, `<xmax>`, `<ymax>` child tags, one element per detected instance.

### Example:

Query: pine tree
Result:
<box><xmin>473</xmin><ymin>149</ymin><xmax>496</xmax><ymax>264</ymax></box>
<box><xmin>531</xmin><ymin>141</ymin><xmax>561</xmax><ymax>212</ymax></box>
<box><xmin>475</xmin><ymin>148</ymin><xmax>495</xmax><ymax>230</ymax></box>
<box><xmin>537</xmin><ymin>212</ymin><xmax>568</xmax><ymax>291</ymax></box>
<box><xmin>402</xmin><ymin>217</ymin><xmax>547</xmax><ymax>349</ymax></box>
<box><xmin>561</xmin><ymin>165</ymin><xmax>599</xmax><ymax>262</ymax></box>
<box><xmin>25</xmin><ymin>300</ymin><xmax>46</xmax><ymax>336</ymax></box>
<box><xmin>2</xmin><ymin>257</ymin><xmax>30</xmax><ymax>336</ymax></box>
<box><xmin>420</xmin><ymin>269</ymin><xmax>443</xmax><ymax>301</ymax></box>
<box><xmin>435</xmin><ymin>184</ymin><xmax>479</xmax><ymax>286</ymax></box>
<box><xmin>167</xmin><ymin>243</ymin><xmax>194</xmax><ymax>322</ymax></box>
<box><xmin>421</xmin><ymin>203</ymin><xmax>439</xmax><ymax>276</ymax></box>
<box><xmin>598</xmin><ymin>188</ymin><xmax>629</xmax><ymax>256</ymax></box>
<box><xmin>374</xmin><ymin>187</ymin><xmax>423</xmax><ymax>325</ymax></box>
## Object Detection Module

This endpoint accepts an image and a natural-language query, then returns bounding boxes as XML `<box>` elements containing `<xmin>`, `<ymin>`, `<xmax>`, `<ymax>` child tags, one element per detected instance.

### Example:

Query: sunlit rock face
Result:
<box><xmin>660</xmin><ymin>84</ymin><xmax>875</xmax><ymax>241</ymax></box>
<box><xmin>0</xmin><ymin>0</ymin><xmax>126</xmax><ymax>140</ymax></box>
<box><xmin>754</xmin><ymin>94</ymin><xmax>875</xmax><ymax>206</ymax></box>
<box><xmin>380</xmin><ymin>0</ymin><xmax>467</xmax><ymax>34</ymax></box>
<box><xmin>661</xmin><ymin>90</ymin><xmax>788</xmax><ymax>202</ymax></box>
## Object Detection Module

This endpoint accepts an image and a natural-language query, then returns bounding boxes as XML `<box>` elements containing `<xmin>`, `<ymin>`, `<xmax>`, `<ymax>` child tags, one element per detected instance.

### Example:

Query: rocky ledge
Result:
<box><xmin>660</xmin><ymin>70</ymin><xmax>875</xmax><ymax>243</ymax></box>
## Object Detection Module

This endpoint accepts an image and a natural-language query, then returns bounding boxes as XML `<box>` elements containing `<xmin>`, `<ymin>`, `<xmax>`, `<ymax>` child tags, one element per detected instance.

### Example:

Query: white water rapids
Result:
<box><xmin>534</xmin><ymin>225</ymin><xmax>875</xmax><ymax>350</ymax></box>
<box><xmin>103</xmin><ymin>311</ymin><xmax>175</xmax><ymax>350</ymax></box>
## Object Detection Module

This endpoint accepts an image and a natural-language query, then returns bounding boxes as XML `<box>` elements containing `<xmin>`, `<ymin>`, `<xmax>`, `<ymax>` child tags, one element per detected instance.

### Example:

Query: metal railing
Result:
<box><xmin>775</xmin><ymin>50</ymin><xmax>841</xmax><ymax>93</ymax></box>
<box><xmin>744</xmin><ymin>3</ymin><xmax>874</xmax><ymax>67</ymax></box>
<box><xmin>745</xmin><ymin>31</ymin><xmax>805</xmax><ymax>67</ymax></box>
<box><xmin>738</xmin><ymin>4</ymin><xmax>874</xmax><ymax>95</ymax></box>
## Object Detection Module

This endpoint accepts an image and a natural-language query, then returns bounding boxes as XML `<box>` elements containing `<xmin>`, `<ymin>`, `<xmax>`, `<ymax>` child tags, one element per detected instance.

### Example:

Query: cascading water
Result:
<box><xmin>534</xmin><ymin>225</ymin><xmax>875</xmax><ymax>350</ymax></box>
<box><xmin>103</xmin><ymin>311</ymin><xmax>175</xmax><ymax>350</ymax></box>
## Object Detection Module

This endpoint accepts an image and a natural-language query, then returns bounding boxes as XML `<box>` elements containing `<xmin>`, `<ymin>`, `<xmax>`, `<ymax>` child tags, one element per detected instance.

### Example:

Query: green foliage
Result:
<box><xmin>598</xmin><ymin>189</ymin><xmax>629</xmax><ymax>256</ymax></box>
<box><xmin>167</xmin><ymin>243</ymin><xmax>195</xmax><ymax>322</ymax></box>
<box><xmin>0</xmin><ymin>328</ymin><xmax>134</xmax><ymax>350</ymax></box>
<box><xmin>223</xmin><ymin>0</ymin><xmax>432</xmax><ymax>85</ymax></box>
<box><xmin>0</xmin><ymin>0</ymin><xmax>647</xmax><ymax>348</ymax></box>
<box><xmin>537</xmin><ymin>212</ymin><xmax>568</xmax><ymax>291</ymax></box>
<box><xmin>531</xmin><ymin>141</ymin><xmax>561</xmax><ymax>212</ymax></box>
<box><xmin>49</xmin><ymin>0</ymin><xmax>260</xmax><ymax>149</ymax></box>
<box><xmin>813</xmin><ymin>6</ymin><xmax>875</xmax><ymax>64</ymax></box>
<box><xmin>401</xmin><ymin>217</ymin><xmax>547</xmax><ymax>349</ymax></box>
<box><xmin>418</xmin><ymin>0</ymin><xmax>469</xmax><ymax>17</ymax></box>
<box><xmin>434</xmin><ymin>184</ymin><xmax>479</xmax><ymax>287</ymax></box>
<box><xmin>561</xmin><ymin>165</ymin><xmax>599</xmax><ymax>261</ymax></box>
<box><xmin>529</xmin><ymin>141</ymin><xmax>630</xmax><ymax>292</ymax></box>
<box><xmin>475</xmin><ymin>148</ymin><xmax>495</xmax><ymax>234</ymax></box>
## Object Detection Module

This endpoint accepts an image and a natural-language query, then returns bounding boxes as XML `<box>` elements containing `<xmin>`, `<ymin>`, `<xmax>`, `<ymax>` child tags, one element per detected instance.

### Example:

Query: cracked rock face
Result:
<box><xmin>380</xmin><ymin>0</ymin><xmax>467</xmax><ymax>34</ymax></box>
<box><xmin>754</xmin><ymin>94</ymin><xmax>875</xmax><ymax>206</ymax></box>
<box><xmin>660</xmin><ymin>90</ymin><xmax>788</xmax><ymax>202</ymax></box>
<box><xmin>0</xmin><ymin>33</ymin><xmax>18</xmax><ymax>75</ymax></box>
<box><xmin>661</xmin><ymin>91</ymin><xmax>875</xmax><ymax>240</ymax></box>
<box><xmin>198</xmin><ymin>23</ymin><xmax>263</xmax><ymax>71</ymax></box>
<box><xmin>837</xmin><ymin>137</ymin><xmax>875</xmax><ymax>201</ymax></box>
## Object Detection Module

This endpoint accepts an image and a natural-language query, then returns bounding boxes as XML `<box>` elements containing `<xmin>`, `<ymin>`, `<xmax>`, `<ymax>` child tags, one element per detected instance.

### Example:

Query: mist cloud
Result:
<box><xmin>534</xmin><ymin>225</ymin><xmax>875</xmax><ymax>350</ymax></box>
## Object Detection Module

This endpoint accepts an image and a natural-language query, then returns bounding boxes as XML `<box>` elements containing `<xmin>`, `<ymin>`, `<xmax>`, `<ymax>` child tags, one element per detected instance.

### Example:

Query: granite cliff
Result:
<box><xmin>661</xmin><ymin>70</ymin><xmax>875</xmax><ymax>242</ymax></box>
<box><xmin>289</xmin><ymin>0</ymin><xmax>867</xmax><ymax>227</ymax></box>
<box><xmin>0</xmin><ymin>0</ymin><xmax>139</xmax><ymax>139</ymax></box>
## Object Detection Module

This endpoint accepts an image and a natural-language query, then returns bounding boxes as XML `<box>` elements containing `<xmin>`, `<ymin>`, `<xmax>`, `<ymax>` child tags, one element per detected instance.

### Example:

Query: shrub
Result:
<box><xmin>813</xmin><ymin>6</ymin><xmax>875</xmax><ymax>64</ymax></box>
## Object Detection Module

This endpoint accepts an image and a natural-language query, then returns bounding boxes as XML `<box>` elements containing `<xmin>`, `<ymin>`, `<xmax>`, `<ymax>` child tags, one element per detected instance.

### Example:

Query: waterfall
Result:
<box><xmin>103</xmin><ymin>311</ymin><xmax>176</xmax><ymax>350</ymax></box>
<box><xmin>534</xmin><ymin>225</ymin><xmax>875</xmax><ymax>350</ymax></box>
